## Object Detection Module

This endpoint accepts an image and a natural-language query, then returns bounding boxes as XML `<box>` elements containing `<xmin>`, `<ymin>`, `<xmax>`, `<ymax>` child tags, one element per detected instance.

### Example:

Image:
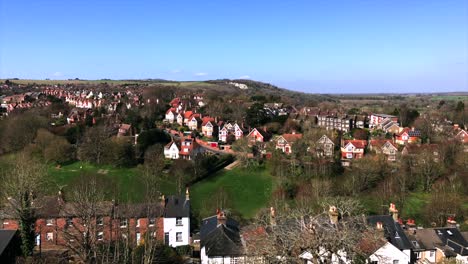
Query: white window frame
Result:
<box><xmin>120</xmin><ymin>219</ymin><xmax>128</xmax><ymax>228</ymax></box>
<box><xmin>46</xmin><ymin>219</ymin><xmax>54</xmax><ymax>226</ymax></box>
<box><xmin>176</xmin><ymin>217</ymin><xmax>183</xmax><ymax>226</ymax></box>
<box><xmin>46</xmin><ymin>232</ymin><xmax>54</xmax><ymax>241</ymax></box>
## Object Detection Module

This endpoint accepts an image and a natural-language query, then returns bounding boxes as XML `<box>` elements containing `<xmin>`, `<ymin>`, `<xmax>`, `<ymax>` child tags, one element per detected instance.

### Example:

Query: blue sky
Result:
<box><xmin>0</xmin><ymin>0</ymin><xmax>467</xmax><ymax>93</ymax></box>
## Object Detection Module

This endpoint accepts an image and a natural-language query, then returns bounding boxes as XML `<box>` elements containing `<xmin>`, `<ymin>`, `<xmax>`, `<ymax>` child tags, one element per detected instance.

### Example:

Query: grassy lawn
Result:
<box><xmin>190</xmin><ymin>166</ymin><xmax>273</xmax><ymax>220</ymax></box>
<box><xmin>47</xmin><ymin>162</ymin><xmax>176</xmax><ymax>202</ymax></box>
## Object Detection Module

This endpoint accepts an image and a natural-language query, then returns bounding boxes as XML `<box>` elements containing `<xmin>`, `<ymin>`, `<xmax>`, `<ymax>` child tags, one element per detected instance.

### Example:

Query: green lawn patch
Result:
<box><xmin>190</xmin><ymin>166</ymin><xmax>273</xmax><ymax>220</ymax></box>
<box><xmin>47</xmin><ymin>162</ymin><xmax>176</xmax><ymax>202</ymax></box>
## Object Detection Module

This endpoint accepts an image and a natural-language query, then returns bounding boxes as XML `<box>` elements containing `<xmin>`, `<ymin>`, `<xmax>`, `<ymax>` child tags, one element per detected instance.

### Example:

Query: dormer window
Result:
<box><xmin>97</xmin><ymin>217</ymin><xmax>104</xmax><ymax>226</ymax></box>
<box><xmin>149</xmin><ymin>218</ymin><xmax>156</xmax><ymax>227</ymax></box>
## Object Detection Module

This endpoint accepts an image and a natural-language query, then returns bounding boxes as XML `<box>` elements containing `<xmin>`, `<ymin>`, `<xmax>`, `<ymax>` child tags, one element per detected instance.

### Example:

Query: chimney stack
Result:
<box><xmin>389</xmin><ymin>203</ymin><xmax>399</xmax><ymax>222</ymax></box>
<box><xmin>270</xmin><ymin>207</ymin><xmax>276</xmax><ymax>226</ymax></box>
<box><xmin>447</xmin><ymin>216</ymin><xmax>457</xmax><ymax>228</ymax></box>
<box><xmin>217</xmin><ymin>210</ymin><xmax>227</xmax><ymax>226</ymax></box>
<box><xmin>328</xmin><ymin>206</ymin><xmax>339</xmax><ymax>225</ymax></box>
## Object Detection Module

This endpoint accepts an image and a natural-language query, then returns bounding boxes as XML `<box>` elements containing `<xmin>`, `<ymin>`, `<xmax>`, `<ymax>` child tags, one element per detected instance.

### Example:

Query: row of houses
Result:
<box><xmin>199</xmin><ymin>204</ymin><xmax>468</xmax><ymax>264</ymax></box>
<box><xmin>0</xmin><ymin>190</ymin><xmax>191</xmax><ymax>250</ymax></box>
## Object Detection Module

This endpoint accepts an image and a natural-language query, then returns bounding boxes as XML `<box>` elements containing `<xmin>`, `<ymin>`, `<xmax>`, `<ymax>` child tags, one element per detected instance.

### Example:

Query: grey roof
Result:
<box><xmin>434</xmin><ymin>228</ymin><xmax>468</xmax><ymax>256</ymax></box>
<box><xmin>367</xmin><ymin>215</ymin><xmax>413</xmax><ymax>250</ymax></box>
<box><xmin>200</xmin><ymin>215</ymin><xmax>239</xmax><ymax>241</ymax></box>
<box><xmin>164</xmin><ymin>195</ymin><xmax>190</xmax><ymax>218</ymax></box>
<box><xmin>200</xmin><ymin>216</ymin><xmax>243</xmax><ymax>257</ymax></box>
<box><xmin>0</xmin><ymin>230</ymin><xmax>17</xmax><ymax>255</ymax></box>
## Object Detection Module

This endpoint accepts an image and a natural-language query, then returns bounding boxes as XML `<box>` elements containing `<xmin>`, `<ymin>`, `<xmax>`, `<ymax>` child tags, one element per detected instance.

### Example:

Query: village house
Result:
<box><xmin>201</xmin><ymin>117</ymin><xmax>217</xmax><ymax>138</ymax></box>
<box><xmin>274</xmin><ymin>132</ymin><xmax>302</xmax><ymax>154</ymax></box>
<box><xmin>379</xmin><ymin>118</ymin><xmax>401</xmax><ymax>134</ymax></box>
<box><xmin>246</xmin><ymin>127</ymin><xmax>271</xmax><ymax>144</ymax></box>
<box><xmin>453</xmin><ymin>126</ymin><xmax>468</xmax><ymax>152</ymax></box>
<box><xmin>164</xmin><ymin>141</ymin><xmax>180</xmax><ymax>159</ymax></box>
<box><xmin>369</xmin><ymin>140</ymin><xmax>399</xmax><ymax>161</ymax></box>
<box><xmin>315</xmin><ymin>135</ymin><xmax>335</xmax><ymax>158</ymax></box>
<box><xmin>341</xmin><ymin>139</ymin><xmax>367</xmax><ymax>166</ymax></box>
<box><xmin>200</xmin><ymin>210</ymin><xmax>244</xmax><ymax>264</ymax></box>
<box><xmin>187</xmin><ymin>114</ymin><xmax>201</xmax><ymax>131</ymax></box>
<box><xmin>0</xmin><ymin>192</ymin><xmax>191</xmax><ymax>249</ymax></box>
<box><xmin>367</xmin><ymin>204</ymin><xmax>413</xmax><ymax>264</ymax></box>
<box><xmin>395</xmin><ymin>127</ymin><xmax>422</xmax><ymax>145</ymax></box>
<box><xmin>179</xmin><ymin>136</ymin><xmax>203</xmax><ymax>160</ymax></box>
<box><xmin>165</xmin><ymin>108</ymin><xmax>177</xmax><ymax>123</ymax></box>
<box><xmin>163</xmin><ymin>190</ymin><xmax>191</xmax><ymax>247</ymax></box>
<box><xmin>369</xmin><ymin>114</ymin><xmax>398</xmax><ymax>129</ymax></box>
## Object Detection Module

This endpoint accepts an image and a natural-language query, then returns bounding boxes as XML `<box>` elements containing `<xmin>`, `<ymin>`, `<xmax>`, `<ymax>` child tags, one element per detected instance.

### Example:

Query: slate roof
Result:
<box><xmin>164</xmin><ymin>195</ymin><xmax>190</xmax><ymax>218</ymax></box>
<box><xmin>367</xmin><ymin>215</ymin><xmax>413</xmax><ymax>250</ymax></box>
<box><xmin>0</xmin><ymin>230</ymin><xmax>17</xmax><ymax>255</ymax></box>
<box><xmin>200</xmin><ymin>215</ymin><xmax>243</xmax><ymax>257</ymax></box>
<box><xmin>200</xmin><ymin>215</ymin><xmax>240</xmax><ymax>241</ymax></box>
<box><xmin>434</xmin><ymin>228</ymin><xmax>468</xmax><ymax>256</ymax></box>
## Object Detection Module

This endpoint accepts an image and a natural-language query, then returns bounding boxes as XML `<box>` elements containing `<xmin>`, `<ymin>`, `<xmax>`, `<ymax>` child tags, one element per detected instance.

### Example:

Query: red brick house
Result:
<box><xmin>0</xmin><ymin>193</ymin><xmax>190</xmax><ymax>250</ymax></box>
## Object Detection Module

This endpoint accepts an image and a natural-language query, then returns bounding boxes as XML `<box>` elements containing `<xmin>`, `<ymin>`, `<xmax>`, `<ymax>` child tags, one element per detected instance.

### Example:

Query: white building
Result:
<box><xmin>163</xmin><ymin>190</ymin><xmax>191</xmax><ymax>247</ymax></box>
<box><xmin>368</xmin><ymin>242</ymin><xmax>411</xmax><ymax>264</ymax></box>
<box><xmin>164</xmin><ymin>141</ymin><xmax>179</xmax><ymax>159</ymax></box>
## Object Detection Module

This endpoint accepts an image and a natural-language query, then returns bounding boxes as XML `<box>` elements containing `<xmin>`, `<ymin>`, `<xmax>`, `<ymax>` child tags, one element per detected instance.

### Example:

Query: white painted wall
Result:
<box><xmin>164</xmin><ymin>143</ymin><xmax>179</xmax><ymax>159</ymax></box>
<box><xmin>368</xmin><ymin>242</ymin><xmax>410</xmax><ymax>264</ymax></box>
<box><xmin>200</xmin><ymin>247</ymin><xmax>246</xmax><ymax>264</ymax></box>
<box><xmin>163</xmin><ymin>217</ymin><xmax>190</xmax><ymax>247</ymax></box>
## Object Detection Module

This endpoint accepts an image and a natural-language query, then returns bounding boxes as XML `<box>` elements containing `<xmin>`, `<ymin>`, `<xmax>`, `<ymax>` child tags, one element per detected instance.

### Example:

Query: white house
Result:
<box><xmin>165</xmin><ymin>109</ymin><xmax>177</xmax><ymax>123</ymax></box>
<box><xmin>164</xmin><ymin>141</ymin><xmax>180</xmax><ymax>159</ymax></box>
<box><xmin>163</xmin><ymin>191</ymin><xmax>191</xmax><ymax>247</ymax></box>
<box><xmin>200</xmin><ymin>211</ymin><xmax>245</xmax><ymax>264</ymax></box>
<box><xmin>368</xmin><ymin>242</ymin><xmax>410</xmax><ymax>264</ymax></box>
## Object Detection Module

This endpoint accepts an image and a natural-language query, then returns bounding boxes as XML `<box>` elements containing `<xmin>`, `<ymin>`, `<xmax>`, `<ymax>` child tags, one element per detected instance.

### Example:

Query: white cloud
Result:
<box><xmin>52</xmin><ymin>72</ymin><xmax>63</xmax><ymax>77</ymax></box>
<box><xmin>194</xmin><ymin>72</ymin><xmax>208</xmax><ymax>76</ymax></box>
<box><xmin>239</xmin><ymin>75</ymin><xmax>251</xmax><ymax>79</ymax></box>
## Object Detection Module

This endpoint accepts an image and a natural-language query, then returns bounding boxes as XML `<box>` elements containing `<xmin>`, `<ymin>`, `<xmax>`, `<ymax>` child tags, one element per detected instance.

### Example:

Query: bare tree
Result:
<box><xmin>1</xmin><ymin>152</ymin><xmax>47</xmax><ymax>256</ymax></box>
<box><xmin>246</xmin><ymin>198</ymin><xmax>374</xmax><ymax>263</ymax></box>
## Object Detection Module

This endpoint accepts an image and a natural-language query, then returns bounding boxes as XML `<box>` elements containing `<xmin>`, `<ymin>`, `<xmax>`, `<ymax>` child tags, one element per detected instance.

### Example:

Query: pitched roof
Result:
<box><xmin>281</xmin><ymin>133</ymin><xmax>303</xmax><ymax>143</ymax></box>
<box><xmin>434</xmin><ymin>228</ymin><xmax>468</xmax><ymax>256</ymax></box>
<box><xmin>202</xmin><ymin>117</ymin><xmax>215</xmax><ymax>126</ymax></box>
<box><xmin>344</xmin><ymin>140</ymin><xmax>367</xmax><ymax>149</ymax></box>
<box><xmin>200</xmin><ymin>215</ymin><xmax>240</xmax><ymax>241</ymax></box>
<box><xmin>370</xmin><ymin>140</ymin><xmax>396</xmax><ymax>149</ymax></box>
<box><xmin>367</xmin><ymin>215</ymin><xmax>413</xmax><ymax>250</ymax></box>
<box><xmin>183</xmin><ymin>111</ymin><xmax>193</xmax><ymax>119</ymax></box>
<box><xmin>164</xmin><ymin>195</ymin><xmax>190</xmax><ymax>218</ymax></box>
<box><xmin>0</xmin><ymin>230</ymin><xmax>17</xmax><ymax>255</ymax></box>
<box><xmin>200</xmin><ymin>215</ymin><xmax>243</xmax><ymax>257</ymax></box>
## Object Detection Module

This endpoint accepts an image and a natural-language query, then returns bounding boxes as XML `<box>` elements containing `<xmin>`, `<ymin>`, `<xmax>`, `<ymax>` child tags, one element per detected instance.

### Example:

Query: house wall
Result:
<box><xmin>200</xmin><ymin>248</ymin><xmax>246</xmax><ymax>264</ymax></box>
<box><xmin>163</xmin><ymin>217</ymin><xmax>190</xmax><ymax>247</ymax></box>
<box><xmin>368</xmin><ymin>242</ymin><xmax>410</xmax><ymax>264</ymax></box>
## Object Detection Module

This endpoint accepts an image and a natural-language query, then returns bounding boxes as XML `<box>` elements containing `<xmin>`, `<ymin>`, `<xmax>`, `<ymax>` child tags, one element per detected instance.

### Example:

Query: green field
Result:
<box><xmin>47</xmin><ymin>162</ymin><xmax>176</xmax><ymax>202</ymax></box>
<box><xmin>190</xmin><ymin>166</ymin><xmax>274</xmax><ymax>219</ymax></box>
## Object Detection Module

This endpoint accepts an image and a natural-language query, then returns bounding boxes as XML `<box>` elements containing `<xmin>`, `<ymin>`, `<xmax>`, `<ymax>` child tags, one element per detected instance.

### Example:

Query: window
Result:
<box><xmin>97</xmin><ymin>217</ymin><xmax>104</xmax><ymax>226</ymax></box>
<box><xmin>97</xmin><ymin>232</ymin><xmax>103</xmax><ymax>241</ymax></box>
<box><xmin>136</xmin><ymin>219</ymin><xmax>141</xmax><ymax>227</ymax></box>
<box><xmin>346</xmin><ymin>153</ymin><xmax>353</xmax><ymax>159</ymax></box>
<box><xmin>120</xmin><ymin>219</ymin><xmax>128</xmax><ymax>228</ymax></box>
<box><xmin>149</xmin><ymin>218</ymin><xmax>156</xmax><ymax>226</ymax></box>
<box><xmin>46</xmin><ymin>219</ymin><xmax>54</xmax><ymax>226</ymax></box>
<box><xmin>430</xmin><ymin>251</ymin><xmax>435</xmax><ymax>257</ymax></box>
<box><xmin>176</xmin><ymin>232</ymin><xmax>182</xmax><ymax>242</ymax></box>
<box><xmin>46</xmin><ymin>232</ymin><xmax>53</xmax><ymax>241</ymax></box>
<box><xmin>230</xmin><ymin>257</ymin><xmax>240</xmax><ymax>264</ymax></box>
<box><xmin>164</xmin><ymin>232</ymin><xmax>169</xmax><ymax>245</ymax></box>
<box><xmin>176</xmin><ymin>217</ymin><xmax>183</xmax><ymax>226</ymax></box>
<box><xmin>393</xmin><ymin>260</ymin><xmax>399</xmax><ymax>264</ymax></box>
<box><xmin>66</xmin><ymin>218</ymin><xmax>73</xmax><ymax>226</ymax></box>
<box><xmin>136</xmin><ymin>232</ymin><xmax>141</xmax><ymax>245</ymax></box>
